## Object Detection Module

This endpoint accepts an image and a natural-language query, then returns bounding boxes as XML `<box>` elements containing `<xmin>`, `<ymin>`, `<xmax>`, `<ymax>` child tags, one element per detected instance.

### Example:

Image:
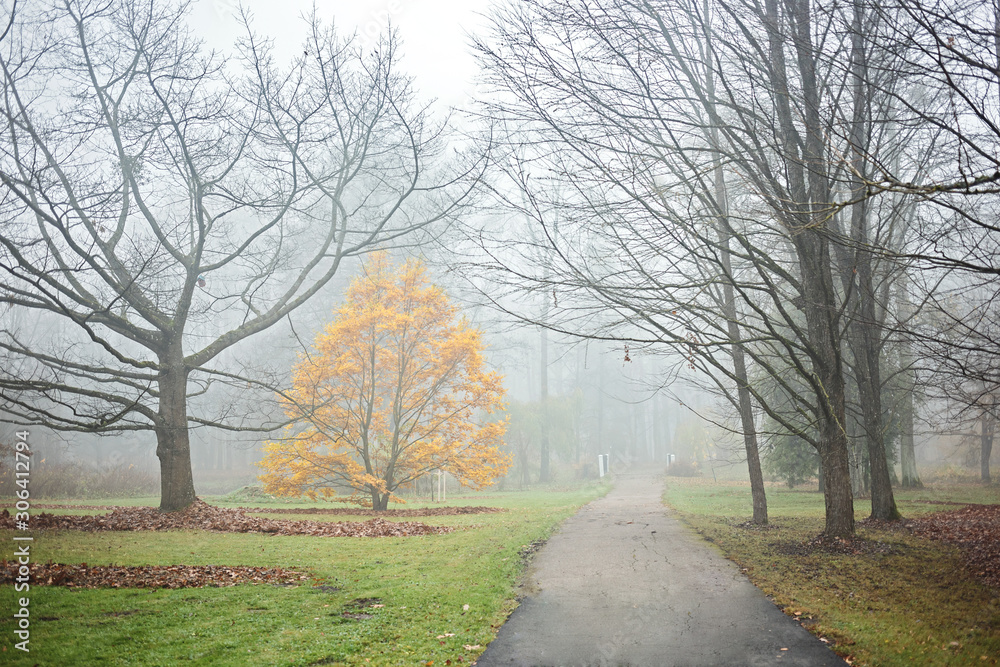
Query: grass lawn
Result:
<box><xmin>1</xmin><ymin>482</ymin><xmax>609</xmax><ymax>666</ymax></box>
<box><xmin>663</xmin><ymin>477</ymin><xmax>1000</xmax><ymax>667</ymax></box>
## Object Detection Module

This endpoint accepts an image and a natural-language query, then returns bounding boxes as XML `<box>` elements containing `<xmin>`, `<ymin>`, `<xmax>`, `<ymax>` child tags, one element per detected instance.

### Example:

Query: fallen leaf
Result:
<box><xmin>906</xmin><ymin>505</ymin><xmax>1000</xmax><ymax>589</ymax></box>
<box><xmin>0</xmin><ymin>502</ymin><xmax>453</xmax><ymax>538</ymax></box>
<box><xmin>0</xmin><ymin>562</ymin><xmax>306</xmax><ymax>589</ymax></box>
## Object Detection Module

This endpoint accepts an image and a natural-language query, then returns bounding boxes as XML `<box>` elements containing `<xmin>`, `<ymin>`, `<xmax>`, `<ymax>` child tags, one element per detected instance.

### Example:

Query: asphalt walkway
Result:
<box><xmin>475</xmin><ymin>471</ymin><xmax>848</xmax><ymax>666</ymax></box>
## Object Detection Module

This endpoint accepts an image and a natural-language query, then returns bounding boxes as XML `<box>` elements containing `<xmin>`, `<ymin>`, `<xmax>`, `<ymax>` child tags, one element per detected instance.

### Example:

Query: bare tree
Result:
<box><xmin>865</xmin><ymin>0</ymin><xmax>1000</xmax><ymax>200</ymax></box>
<box><xmin>0</xmin><ymin>1</ymin><xmax>481</xmax><ymax>510</ymax></box>
<box><xmin>862</xmin><ymin>0</ymin><xmax>1000</xmax><ymax>487</ymax></box>
<box><xmin>466</xmin><ymin>0</ymin><xmax>1000</xmax><ymax>532</ymax></box>
<box><xmin>469</xmin><ymin>0</ymin><xmax>872</xmax><ymax>534</ymax></box>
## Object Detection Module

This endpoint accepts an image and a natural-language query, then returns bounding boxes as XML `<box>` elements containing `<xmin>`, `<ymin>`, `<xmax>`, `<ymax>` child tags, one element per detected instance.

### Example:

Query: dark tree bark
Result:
<box><xmin>897</xmin><ymin>282</ymin><xmax>923</xmax><ymax>488</ymax></box>
<box><xmin>723</xmin><ymin>254</ymin><xmax>768</xmax><ymax>525</ymax></box>
<box><xmin>899</xmin><ymin>389</ymin><xmax>921</xmax><ymax>487</ymax></box>
<box><xmin>371</xmin><ymin>491</ymin><xmax>390</xmax><ymax>511</ymax></box>
<box><xmin>704</xmin><ymin>0</ymin><xmax>767</xmax><ymax>524</ymax></box>
<box><xmin>539</xmin><ymin>324</ymin><xmax>551</xmax><ymax>483</ymax></box>
<box><xmin>843</xmin><ymin>0</ymin><xmax>901</xmax><ymax>521</ymax></box>
<box><xmin>982</xmin><ymin>411</ymin><xmax>996</xmax><ymax>483</ymax></box>
<box><xmin>766</xmin><ymin>0</ymin><xmax>855</xmax><ymax>536</ymax></box>
<box><xmin>156</xmin><ymin>344</ymin><xmax>197</xmax><ymax>512</ymax></box>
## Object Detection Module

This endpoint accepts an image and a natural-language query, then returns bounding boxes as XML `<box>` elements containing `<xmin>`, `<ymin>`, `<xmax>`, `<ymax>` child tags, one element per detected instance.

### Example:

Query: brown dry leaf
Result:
<box><xmin>0</xmin><ymin>561</ymin><xmax>306</xmax><ymax>589</ymax></box>
<box><xmin>0</xmin><ymin>501</ymin><xmax>452</xmax><ymax>538</ymax></box>
<box><xmin>237</xmin><ymin>505</ymin><xmax>505</xmax><ymax>518</ymax></box>
<box><xmin>906</xmin><ymin>504</ymin><xmax>1000</xmax><ymax>589</ymax></box>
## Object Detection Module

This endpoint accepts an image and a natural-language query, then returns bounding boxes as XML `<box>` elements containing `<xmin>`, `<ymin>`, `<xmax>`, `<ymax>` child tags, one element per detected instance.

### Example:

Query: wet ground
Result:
<box><xmin>475</xmin><ymin>472</ymin><xmax>848</xmax><ymax>666</ymax></box>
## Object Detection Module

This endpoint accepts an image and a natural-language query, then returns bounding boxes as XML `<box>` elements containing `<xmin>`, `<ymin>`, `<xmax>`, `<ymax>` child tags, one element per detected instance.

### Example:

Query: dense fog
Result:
<box><xmin>1</xmin><ymin>0</ymin><xmax>997</xmax><ymax>510</ymax></box>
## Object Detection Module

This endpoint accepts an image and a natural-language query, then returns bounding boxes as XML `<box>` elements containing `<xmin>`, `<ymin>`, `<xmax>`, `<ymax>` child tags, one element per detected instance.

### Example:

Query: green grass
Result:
<box><xmin>1</xmin><ymin>482</ymin><xmax>609</xmax><ymax>666</ymax></box>
<box><xmin>25</xmin><ymin>496</ymin><xmax>162</xmax><ymax>507</ymax></box>
<box><xmin>663</xmin><ymin>477</ymin><xmax>1000</xmax><ymax>667</ymax></box>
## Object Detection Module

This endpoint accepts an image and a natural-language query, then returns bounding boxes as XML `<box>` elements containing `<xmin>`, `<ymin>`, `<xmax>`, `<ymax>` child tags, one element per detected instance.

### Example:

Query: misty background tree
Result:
<box><xmin>868</xmin><ymin>0</ymin><xmax>1000</xmax><ymax>488</ymax></box>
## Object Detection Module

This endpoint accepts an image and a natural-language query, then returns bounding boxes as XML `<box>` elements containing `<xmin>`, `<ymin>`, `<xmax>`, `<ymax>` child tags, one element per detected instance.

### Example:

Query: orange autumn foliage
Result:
<box><xmin>258</xmin><ymin>253</ymin><xmax>510</xmax><ymax>509</ymax></box>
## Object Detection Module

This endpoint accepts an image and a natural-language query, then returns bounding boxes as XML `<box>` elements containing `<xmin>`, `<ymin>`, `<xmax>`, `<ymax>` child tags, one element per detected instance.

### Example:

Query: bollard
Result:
<box><xmin>597</xmin><ymin>454</ymin><xmax>609</xmax><ymax>477</ymax></box>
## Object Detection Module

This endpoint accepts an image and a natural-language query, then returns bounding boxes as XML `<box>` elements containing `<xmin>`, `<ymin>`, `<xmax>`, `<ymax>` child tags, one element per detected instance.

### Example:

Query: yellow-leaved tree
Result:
<box><xmin>258</xmin><ymin>253</ymin><xmax>510</xmax><ymax>509</ymax></box>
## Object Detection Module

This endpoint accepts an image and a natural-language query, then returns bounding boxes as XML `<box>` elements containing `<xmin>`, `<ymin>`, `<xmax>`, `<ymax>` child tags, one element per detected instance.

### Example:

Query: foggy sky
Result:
<box><xmin>191</xmin><ymin>0</ymin><xmax>491</xmax><ymax>108</ymax></box>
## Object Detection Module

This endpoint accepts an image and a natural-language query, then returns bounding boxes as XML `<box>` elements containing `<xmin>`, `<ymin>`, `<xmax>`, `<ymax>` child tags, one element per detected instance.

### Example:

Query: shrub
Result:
<box><xmin>664</xmin><ymin>459</ymin><xmax>702</xmax><ymax>477</ymax></box>
<box><xmin>219</xmin><ymin>485</ymin><xmax>280</xmax><ymax>503</ymax></box>
<box><xmin>570</xmin><ymin>460</ymin><xmax>600</xmax><ymax>481</ymax></box>
<box><xmin>764</xmin><ymin>434</ymin><xmax>818</xmax><ymax>488</ymax></box>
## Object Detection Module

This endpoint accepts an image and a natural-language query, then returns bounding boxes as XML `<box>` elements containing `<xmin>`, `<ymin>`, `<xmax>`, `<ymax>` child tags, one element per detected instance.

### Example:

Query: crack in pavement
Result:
<box><xmin>474</xmin><ymin>471</ymin><xmax>848</xmax><ymax>667</ymax></box>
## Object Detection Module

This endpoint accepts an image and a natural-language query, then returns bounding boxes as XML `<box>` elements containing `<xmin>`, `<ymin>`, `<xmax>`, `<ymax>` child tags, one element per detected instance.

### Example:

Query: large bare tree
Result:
<box><xmin>0</xmin><ymin>0</ymin><xmax>481</xmax><ymax>510</ymax></box>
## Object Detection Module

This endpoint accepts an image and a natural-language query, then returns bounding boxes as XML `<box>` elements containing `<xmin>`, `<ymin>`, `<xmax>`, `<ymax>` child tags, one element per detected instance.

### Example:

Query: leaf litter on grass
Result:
<box><xmin>24</xmin><ymin>503</ymin><xmax>507</xmax><ymax>517</ymax></box>
<box><xmin>905</xmin><ymin>504</ymin><xmax>1000</xmax><ymax>589</ymax></box>
<box><xmin>0</xmin><ymin>561</ymin><xmax>308</xmax><ymax>588</ymax></box>
<box><xmin>0</xmin><ymin>500</ymin><xmax>452</xmax><ymax>537</ymax></box>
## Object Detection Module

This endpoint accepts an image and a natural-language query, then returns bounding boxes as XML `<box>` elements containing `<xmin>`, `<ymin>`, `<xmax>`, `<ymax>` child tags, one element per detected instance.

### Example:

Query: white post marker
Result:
<box><xmin>597</xmin><ymin>454</ymin><xmax>609</xmax><ymax>477</ymax></box>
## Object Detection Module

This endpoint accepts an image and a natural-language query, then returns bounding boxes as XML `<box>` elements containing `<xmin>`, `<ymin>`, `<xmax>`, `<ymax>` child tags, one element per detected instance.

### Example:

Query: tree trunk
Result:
<box><xmin>703</xmin><ymin>2</ymin><xmax>767</xmax><ymax>524</ymax></box>
<box><xmin>539</xmin><ymin>325</ymin><xmax>550</xmax><ymax>483</ymax></box>
<box><xmin>156</xmin><ymin>343</ymin><xmax>197</xmax><ymax>512</ymax></box>
<box><xmin>843</xmin><ymin>0</ymin><xmax>900</xmax><ymax>522</ymax></box>
<box><xmin>819</xmin><ymin>434</ymin><xmax>855</xmax><ymax>537</ymax></box>
<box><xmin>734</xmin><ymin>348</ymin><xmax>768</xmax><ymax>524</ymax></box>
<box><xmin>716</xmin><ymin>216</ymin><xmax>767</xmax><ymax>524</ymax></box>
<box><xmin>799</xmin><ymin>235</ymin><xmax>856</xmax><ymax>537</ymax></box>
<box><xmin>765</xmin><ymin>0</ymin><xmax>855</xmax><ymax>536</ymax></box>
<box><xmin>982</xmin><ymin>412</ymin><xmax>995</xmax><ymax>484</ymax></box>
<box><xmin>897</xmin><ymin>278</ymin><xmax>922</xmax><ymax>488</ymax></box>
<box><xmin>846</xmin><ymin>205</ymin><xmax>899</xmax><ymax>516</ymax></box>
<box><xmin>846</xmin><ymin>383</ymin><xmax>864</xmax><ymax>497</ymax></box>
<box><xmin>795</xmin><ymin>227</ymin><xmax>855</xmax><ymax>537</ymax></box>
<box><xmin>851</xmin><ymin>314</ymin><xmax>899</xmax><ymax>518</ymax></box>
<box><xmin>899</xmin><ymin>387</ymin><xmax>921</xmax><ymax>487</ymax></box>
<box><xmin>371</xmin><ymin>487</ymin><xmax>389</xmax><ymax>510</ymax></box>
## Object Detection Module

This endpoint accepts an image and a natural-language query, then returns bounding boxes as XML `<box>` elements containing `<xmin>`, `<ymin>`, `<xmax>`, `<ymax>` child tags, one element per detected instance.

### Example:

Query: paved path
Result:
<box><xmin>475</xmin><ymin>472</ymin><xmax>847</xmax><ymax>667</ymax></box>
